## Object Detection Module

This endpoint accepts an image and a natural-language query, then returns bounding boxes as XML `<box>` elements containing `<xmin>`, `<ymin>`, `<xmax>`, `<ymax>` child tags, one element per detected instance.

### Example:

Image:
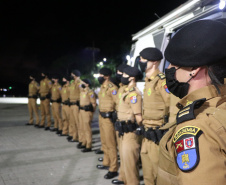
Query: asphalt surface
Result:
<box><xmin>0</xmin><ymin>102</ymin><xmax>144</xmax><ymax>185</ymax></box>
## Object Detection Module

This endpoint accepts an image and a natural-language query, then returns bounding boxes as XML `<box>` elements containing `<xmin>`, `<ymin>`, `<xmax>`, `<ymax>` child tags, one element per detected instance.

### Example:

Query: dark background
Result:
<box><xmin>0</xmin><ymin>0</ymin><xmax>187</xmax><ymax>96</ymax></box>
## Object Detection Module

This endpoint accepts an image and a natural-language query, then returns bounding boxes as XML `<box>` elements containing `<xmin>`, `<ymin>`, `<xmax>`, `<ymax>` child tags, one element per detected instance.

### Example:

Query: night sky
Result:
<box><xmin>0</xmin><ymin>0</ymin><xmax>187</xmax><ymax>96</ymax></box>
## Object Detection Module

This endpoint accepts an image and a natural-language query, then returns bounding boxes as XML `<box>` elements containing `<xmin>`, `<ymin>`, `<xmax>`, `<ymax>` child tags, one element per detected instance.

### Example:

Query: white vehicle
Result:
<box><xmin>129</xmin><ymin>0</ymin><xmax>226</xmax><ymax>91</ymax></box>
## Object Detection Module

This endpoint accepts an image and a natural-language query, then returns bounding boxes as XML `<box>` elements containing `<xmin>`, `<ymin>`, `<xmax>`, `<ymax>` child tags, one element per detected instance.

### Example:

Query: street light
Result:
<box><xmin>99</xmin><ymin>62</ymin><xmax>103</xmax><ymax>66</ymax></box>
<box><xmin>103</xmin><ymin>58</ymin><xmax>107</xmax><ymax>62</ymax></box>
<box><xmin>219</xmin><ymin>0</ymin><xmax>226</xmax><ymax>9</ymax></box>
<box><xmin>93</xmin><ymin>74</ymin><xmax>100</xmax><ymax>78</ymax></box>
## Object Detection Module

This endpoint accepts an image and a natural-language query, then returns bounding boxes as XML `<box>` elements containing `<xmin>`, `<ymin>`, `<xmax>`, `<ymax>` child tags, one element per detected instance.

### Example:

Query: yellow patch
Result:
<box><xmin>161</xmin><ymin>80</ymin><xmax>166</xmax><ymax>87</ymax></box>
<box><xmin>102</xmin><ymin>92</ymin><xmax>105</xmax><ymax>97</ymax></box>
<box><xmin>173</xmin><ymin>126</ymin><xmax>201</xmax><ymax>143</ymax></box>
<box><xmin>150</xmin><ymin>76</ymin><xmax>154</xmax><ymax>80</ymax></box>
<box><xmin>43</xmin><ymin>82</ymin><xmax>46</xmax><ymax>86</ymax></box>
<box><xmin>119</xmin><ymin>93</ymin><xmax>122</xmax><ymax>99</ymax></box>
<box><xmin>186</xmin><ymin>100</ymin><xmax>193</xmax><ymax>106</ymax></box>
<box><xmin>147</xmin><ymin>88</ymin><xmax>151</xmax><ymax>96</ymax></box>
<box><xmin>128</xmin><ymin>92</ymin><xmax>137</xmax><ymax>98</ymax></box>
<box><xmin>64</xmin><ymin>90</ymin><xmax>66</xmax><ymax>93</ymax></box>
<box><xmin>53</xmin><ymin>88</ymin><xmax>56</xmax><ymax>91</ymax></box>
<box><xmin>83</xmin><ymin>94</ymin><xmax>86</xmax><ymax>98</ymax></box>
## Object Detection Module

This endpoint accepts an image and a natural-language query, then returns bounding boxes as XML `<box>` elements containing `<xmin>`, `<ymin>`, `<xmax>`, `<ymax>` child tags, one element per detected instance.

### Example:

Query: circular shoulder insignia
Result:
<box><xmin>112</xmin><ymin>89</ymin><xmax>117</xmax><ymax>95</ymax></box>
<box><xmin>130</xmin><ymin>95</ymin><xmax>137</xmax><ymax>104</ymax></box>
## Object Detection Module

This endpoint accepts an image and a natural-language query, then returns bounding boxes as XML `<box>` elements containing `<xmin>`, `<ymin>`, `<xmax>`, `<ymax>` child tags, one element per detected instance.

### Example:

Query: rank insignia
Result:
<box><xmin>173</xmin><ymin>126</ymin><xmax>202</xmax><ymax>172</ymax></box>
<box><xmin>112</xmin><ymin>89</ymin><xmax>117</xmax><ymax>95</ymax></box>
<box><xmin>130</xmin><ymin>96</ymin><xmax>137</xmax><ymax>104</ymax></box>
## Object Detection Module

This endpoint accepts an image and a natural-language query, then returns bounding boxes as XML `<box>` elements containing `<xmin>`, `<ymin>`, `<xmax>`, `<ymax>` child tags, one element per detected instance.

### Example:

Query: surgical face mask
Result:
<box><xmin>121</xmin><ymin>76</ymin><xmax>130</xmax><ymax>85</ymax></box>
<box><xmin>165</xmin><ymin>67</ymin><xmax>192</xmax><ymax>99</ymax></box>
<box><xmin>139</xmin><ymin>61</ymin><xmax>147</xmax><ymax>73</ymax></box>
<box><xmin>98</xmin><ymin>76</ymin><xmax>105</xmax><ymax>84</ymax></box>
<box><xmin>81</xmin><ymin>84</ymin><xmax>86</xmax><ymax>89</ymax></box>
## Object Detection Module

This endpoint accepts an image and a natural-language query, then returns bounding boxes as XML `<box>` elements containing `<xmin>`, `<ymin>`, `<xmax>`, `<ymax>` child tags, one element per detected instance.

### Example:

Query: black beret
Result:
<box><xmin>123</xmin><ymin>66</ymin><xmax>142</xmax><ymax>78</ymax></box>
<box><xmin>139</xmin><ymin>47</ymin><xmax>163</xmax><ymax>61</ymax></box>
<box><xmin>165</xmin><ymin>20</ymin><xmax>226</xmax><ymax>67</ymax></box>
<box><xmin>99</xmin><ymin>67</ymin><xmax>112</xmax><ymax>76</ymax></box>
<box><xmin>116</xmin><ymin>63</ymin><xmax>129</xmax><ymax>72</ymax></box>
<box><xmin>62</xmin><ymin>74</ymin><xmax>70</xmax><ymax>81</ymax></box>
<box><xmin>83</xmin><ymin>79</ymin><xmax>92</xmax><ymax>86</ymax></box>
<box><xmin>71</xmin><ymin>69</ymin><xmax>81</xmax><ymax>77</ymax></box>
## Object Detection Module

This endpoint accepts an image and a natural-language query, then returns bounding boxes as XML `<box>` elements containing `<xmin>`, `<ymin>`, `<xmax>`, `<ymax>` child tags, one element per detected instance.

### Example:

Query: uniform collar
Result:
<box><xmin>145</xmin><ymin>68</ymin><xmax>161</xmax><ymax>82</ymax></box>
<box><xmin>176</xmin><ymin>84</ymin><xmax>226</xmax><ymax>109</ymax></box>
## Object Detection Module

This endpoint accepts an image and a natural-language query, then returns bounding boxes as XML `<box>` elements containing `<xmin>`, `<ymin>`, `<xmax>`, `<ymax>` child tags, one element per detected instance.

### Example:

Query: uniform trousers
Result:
<box><xmin>62</xmin><ymin>105</ymin><xmax>70</xmax><ymax>135</ymax></box>
<box><xmin>116</xmin><ymin>131</ymin><xmax>124</xmax><ymax>181</ymax></box>
<box><xmin>51</xmin><ymin>102</ymin><xmax>62</xmax><ymax>130</ymax></box>
<box><xmin>141</xmin><ymin>138</ymin><xmax>159</xmax><ymax>185</ymax></box>
<box><xmin>99</xmin><ymin>115</ymin><xmax>118</xmax><ymax>172</ymax></box>
<box><xmin>28</xmin><ymin>98</ymin><xmax>40</xmax><ymax>125</ymax></box>
<box><xmin>80</xmin><ymin>109</ymin><xmax>93</xmax><ymax>148</ymax></box>
<box><xmin>120</xmin><ymin>132</ymin><xmax>140</xmax><ymax>185</ymax></box>
<box><xmin>40</xmin><ymin>99</ymin><xmax>51</xmax><ymax>127</ymax></box>
<box><xmin>69</xmin><ymin>105</ymin><xmax>79</xmax><ymax>140</ymax></box>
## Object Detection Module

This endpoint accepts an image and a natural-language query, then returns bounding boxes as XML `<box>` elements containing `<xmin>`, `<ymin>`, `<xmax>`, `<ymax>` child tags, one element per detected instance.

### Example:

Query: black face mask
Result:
<box><xmin>121</xmin><ymin>77</ymin><xmax>130</xmax><ymax>85</ymax></box>
<box><xmin>81</xmin><ymin>84</ymin><xmax>86</xmax><ymax>89</ymax></box>
<box><xmin>62</xmin><ymin>81</ymin><xmax>67</xmax><ymax>85</ymax></box>
<box><xmin>165</xmin><ymin>67</ymin><xmax>191</xmax><ymax>99</ymax></box>
<box><xmin>139</xmin><ymin>61</ymin><xmax>147</xmax><ymax>73</ymax></box>
<box><xmin>116</xmin><ymin>73</ymin><xmax>122</xmax><ymax>82</ymax></box>
<box><xmin>98</xmin><ymin>77</ymin><xmax>105</xmax><ymax>84</ymax></box>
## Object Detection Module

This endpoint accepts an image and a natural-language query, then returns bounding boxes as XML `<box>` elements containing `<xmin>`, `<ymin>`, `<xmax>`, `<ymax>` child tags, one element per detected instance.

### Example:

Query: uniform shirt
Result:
<box><xmin>80</xmin><ymin>87</ymin><xmax>96</xmax><ymax>108</ymax></box>
<box><xmin>157</xmin><ymin>85</ymin><xmax>226</xmax><ymax>185</ymax></box>
<box><xmin>69</xmin><ymin>79</ymin><xmax>82</xmax><ymax>102</ymax></box>
<box><xmin>98</xmin><ymin>80</ymin><xmax>118</xmax><ymax>112</ymax></box>
<box><xmin>115</xmin><ymin>83</ymin><xmax>127</xmax><ymax>111</ymax></box>
<box><xmin>28</xmin><ymin>80</ymin><xmax>39</xmax><ymax>96</ymax></box>
<box><xmin>118</xmin><ymin>84</ymin><xmax>142</xmax><ymax>123</ymax></box>
<box><xmin>51</xmin><ymin>82</ymin><xmax>62</xmax><ymax>100</ymax></box>
<box><xmin>39</xmin><ymin>78</ymin><xmax>52</xmax><ymax>97</ymax></box>
<box><xmin>61</xmin><ymin>83</ymin><xmax>70</xmax><ymax>102</ymax></box>
<box><xmin>143</xmin><ymin>69</ymin><xmax>170</xmax><ymax>126</ymax></box>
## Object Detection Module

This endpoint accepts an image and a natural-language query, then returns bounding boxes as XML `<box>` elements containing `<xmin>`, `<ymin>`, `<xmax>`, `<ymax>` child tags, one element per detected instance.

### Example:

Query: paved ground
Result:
<box><xmin>0</xmin><ymin>103</ymin><xmax>144</xmax><ymax>185</ymax></box>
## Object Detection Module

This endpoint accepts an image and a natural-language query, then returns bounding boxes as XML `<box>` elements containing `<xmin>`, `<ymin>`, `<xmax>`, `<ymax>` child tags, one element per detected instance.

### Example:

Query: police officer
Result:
<box><xmin>115</xmin><ymin>66</ymin><xmax>142</xmax><ymax>185</ymax></box>
<box><xmin>26</xmin><ymin>74</ymin><xmax>40</xmax><ymax>126</ymax></box>
<box><xmin>96</xmin><ymin>67</ymin><xmax>119</xmax><ymax>179</ymax></box>
<box><xmin>68</xmin><ymin>70</ymin><xmax>82</xmax><ymax>142</ymax></box>
<box><xmin>39</xmin><ymin>72</ymin><xmax>52</xmax><ymax>130</ymax></box>
<box><xmin>111</xmin><ymin>63</ymin><xmax>129</xmax><ymax>184</ymax></box>
<box><xmin>60</xmin><ymin>75</ymin><xmax>70</xmax><ymax>136</ymax></box>
<box><xmin>156</xmin><ymin>20</ymin><xmax>226</xmax><ymax>185</ymax></box>
<box><xmin>138</xmin><ymin>47</ymin><xmax>170</xmax><ymax>185</ymax></box>
<box><xmin>78</xmin><ymin>79</ymin><xmax>96</xmax><ymax>152</ymax></box>
<box><xmin>50</xmin><ymin>74</ymin><xmax>62</xmax><ymax>133</ymax></box>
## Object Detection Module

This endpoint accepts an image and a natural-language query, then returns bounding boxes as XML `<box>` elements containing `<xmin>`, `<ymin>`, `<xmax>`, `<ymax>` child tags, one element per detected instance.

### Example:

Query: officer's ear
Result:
<box><xmin>190</xmin><ymin>67</ymin><xmax>202</xmax><ymax>77</ymax></box>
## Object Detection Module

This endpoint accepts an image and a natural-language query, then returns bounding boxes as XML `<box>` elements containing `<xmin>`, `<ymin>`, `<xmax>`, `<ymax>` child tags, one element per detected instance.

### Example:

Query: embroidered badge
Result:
<box><xmin>49</xmin><ymin>82</ymin><xmax>52</xmax><ymax>85</ymax></box>
<box><xmin>43</xmin><ymin>82</ymin><xmax>46</xmax><ymax>86</ymax></box>
<box><xmin>59</xmin><ymin>87</ymin><xmax>61</xmax><ymax>90</ymax></box>
<box><xmin>102</xmin><ymin>92</ymin><xmax>105</xmax><ymax>97</ymax></box>
<box><xmin>130</xmin><ymin>96</ymin><xmax>137</xmax><ymax>104</ymax></box>
<box><xmin>173</xmin><ymin>126</ymin><xmax>202</xmax><ymax>172</ymax></box>
<box><xmin>53</xmin><ymin>88</ymin><xmax>56</xmax><ymax>91</ymax></box>
<box><xmin>112</xmin><ymin>89</ymin><xmax>117</xmax><ymax>95</ymax></box>
<box><xmin>90</xmin><ymin>94</ymin><xmax>94</xmax><ymax>98</ymax></box>
<box><xmin>164</xmin><ymin>84</ymin><xmax>170</xmax><ymax>93</ymax></box>
<box><xmin>64</xmin><ymin>90</ymin><xmax>66</xmax><ymax>93</ymax></box>
<box><xmin>147</xmin><ymin>88</ymin><xmax>151</xmax><ymax>96</ymax></box>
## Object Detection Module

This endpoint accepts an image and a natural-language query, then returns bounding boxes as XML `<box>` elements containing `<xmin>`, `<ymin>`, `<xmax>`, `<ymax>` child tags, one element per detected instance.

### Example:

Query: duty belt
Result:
<box><xmin>141</xmin><ymin>126</ymin><xmax>166</xmax><ymax>144</ymax></box>
<box><xmin>28</xmin><ymin>95</ymin><xmax>38</xmax><ymax>99</ymax></box>
<box><xmin>51</xmin><ymin>98</ymin><xmax>61</xmax><ymax>103</ymax></box>
<box><xmin>99</xmin><ymin>111</ymin><xmax>114</xmax><ymax>118</ymax></box>
<box><xmin>80</xmin><ymin>104</ymin><xmax>93</xmax><ymax>112</ymax></box>
<box><xmin>115</xmin><ymin>120</ymin><xmax>138</xmax><ymax>137</ymax></box>
<box><xmin>40</xmin><ymin>94</ymin><xmax>50</xmax><ymax>100</ymax></box>
<box><xmin>69</xmin><ymin>100</ymin><xmax>79</xmax><ymax>106</ymax></box>
<box><xmin>62</xmin><ymin>100</ymin><xmax>70</xmax><ymax>105</ymax></box>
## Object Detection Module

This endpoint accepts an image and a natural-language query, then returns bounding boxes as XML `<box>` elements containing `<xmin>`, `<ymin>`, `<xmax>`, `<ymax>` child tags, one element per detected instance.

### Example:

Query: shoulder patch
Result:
<box><xmin>112</xmin><ymin>89</ymin><xmax>117</xmax><ymax>95</ymax></box>
<box><xmin>162</xmin><ymin>81</ymin><xmax>170</xmax><ymax>94</ymax></box>
<box><xmin>173</xmin><ymin>126</ymin><xmax>202</xmax><ymax>172</ymax></box>
<box><xmin>157</xmin><ymin>73</ymin><xmax>166</xmax><ymax>80</ymax></box>
<box><xmin>128</xmin><ymin>92</ymin><xmax>137</xmax><ymax>98</ymax></box>
<box><xmin>176</xmin><ymin>98</ymin><xmax>206</xmax><ymax>124</ymax></box>
<box><xmin>130</xmin><ymin>96</ymin><xmax>137</xmax><ymax>104</ymax></box>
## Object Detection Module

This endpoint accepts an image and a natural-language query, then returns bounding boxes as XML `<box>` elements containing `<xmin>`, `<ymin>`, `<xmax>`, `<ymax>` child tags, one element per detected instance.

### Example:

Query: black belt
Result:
<box><xmin>115</xmin><ymin>120</ymin><xmax>138</xmax><ymax>137</ymax></box>
<box><xmin>142</xmin><ymin>126</ymin><xmax>166</xmax><ymax>144</ymax></box>
<box><xmin>70</xmin><ymin>101</ymin><xmax>79</xmax><ymax>106</ymax></box>
<box><xmin>51</xmin><ymin>98</ymin><xmax>61</xmax><ymax>103</ymax></box>
<box><xmin>99</xmin><ymin>111</ymin><xmax>114</xmax><ymax>118</ymax></box>
<box><xmin>62</xmin><ymin>101</ymin><xmax>70</xmax><ymax>105</ymax></box>
<box><xmin>80</xmin><ymin>104</ymin><xmax>93</xmax><ymax>112</ymax></box>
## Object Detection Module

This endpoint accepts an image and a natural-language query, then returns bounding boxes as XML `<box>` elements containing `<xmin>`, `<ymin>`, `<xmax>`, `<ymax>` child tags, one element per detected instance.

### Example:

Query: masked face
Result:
<box><xmin>98</xmin><ymin>76</ymin><xmax>105</xmax><ymax>84</ymax></box>
<box><xmin>165</xmin><ymin>67</ymin><xmax>191</xmax><ymax>99</ymax></box>
<box><xmin>116</xmin><ymin>73</ymin><xmax>122</xmax><ymax>82</ymax></box>
<box><xmin>139</xmin><ymin>61</ymin><xmax>147</xmax><ymax>73</ymax></box>
<box><xmin>121</xmin><ymin>76</ymin><xmax>130</xmax><ymax>85</ymax></box>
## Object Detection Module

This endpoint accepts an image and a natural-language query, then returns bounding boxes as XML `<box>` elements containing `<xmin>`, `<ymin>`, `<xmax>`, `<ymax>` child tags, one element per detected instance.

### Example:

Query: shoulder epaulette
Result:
<box><xmin>108</xmin><ymin>83</ymin><xmax>113</xmax><ymax>88</ymax></box>
<box><xmin>157</xmin><ymin>73</ymin><xmax>166</xmax><ymax>80</ymax></box>
<box><xmin>176</xmin><ymin>98</ymin><xmax>206</xmax><ymax>124</ymax></box>
<box><xmin>129</xmin><ymin>87</ymin><xmax>135</xmax><ymax>92</ymax></box>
